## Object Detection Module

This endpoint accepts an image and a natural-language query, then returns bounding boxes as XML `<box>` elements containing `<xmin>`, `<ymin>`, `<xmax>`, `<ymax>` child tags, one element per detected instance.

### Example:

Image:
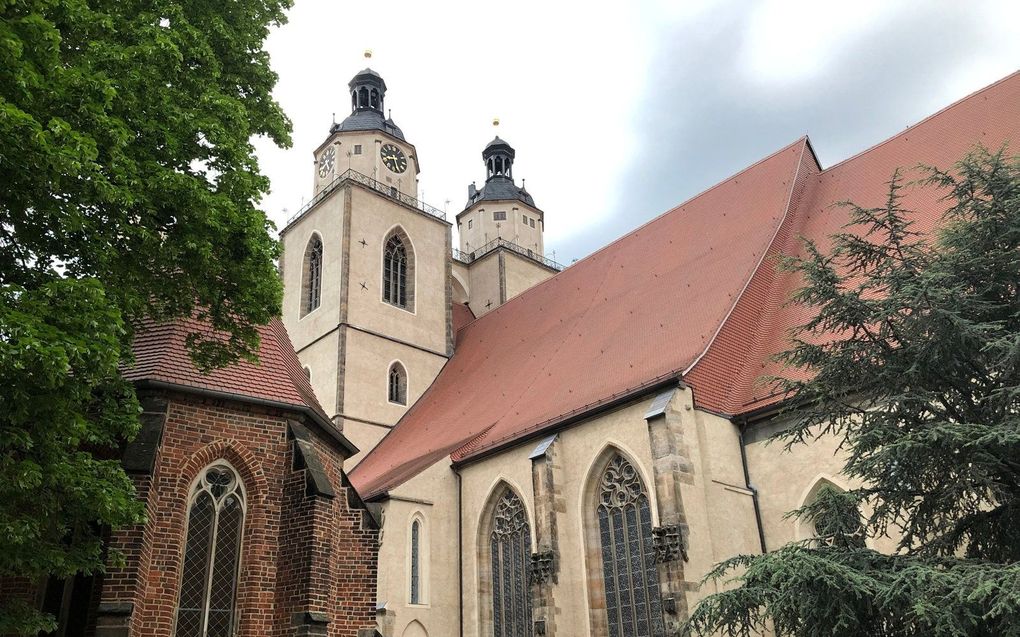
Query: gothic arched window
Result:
<box><xmin>302</xmin><ymin>235</ymin><xmax>323</xmax><ymax>316</ymax></box>
<box><xmin>175</xmin><ymin>463</ymin><xmax>246</xmax><ymax>637</ymax></box>
<box><xmin>594</xmin><ymin>455</ymin><xmax>664</xmax><ymax>637</ymax></box>
<box><xmin>410</xmin><ymin>519</ymin><xmax>421</xmax><ymax>603</ymax></box>
<box><xmin>388</xmin><ymin>362</ymin><xmax>407</xmax><ymax>405</ymax></box>
<box><xmin>488</xmin><ymin>488</ymin><xmax>533</xmax><ymax>637</ymax></box>
<box><xmin>383</xmin><ymin>229</ymin><xmax>414</xmax><ymax>310</ymax></box>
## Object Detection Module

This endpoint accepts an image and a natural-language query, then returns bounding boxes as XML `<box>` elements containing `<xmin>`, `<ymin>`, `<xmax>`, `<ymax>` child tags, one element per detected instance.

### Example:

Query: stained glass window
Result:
<box><xmin>490</xmin><ymin>489</ymin><xmax>533</xmax><ymax>637</ymax></box>
<box><xmin>304</xmin><ymin>236</ymin><xmax>322</xmax><ymax>315</ymax></box>
<box><xmin>388</xmin><ymin>363</ymin><xmax>407</xmax><ymax>405</ymax></box>
<box><xmin>176</xmin><ymin>464</ymin><xmax>245</xmax><ymax>637</ymax></box>
<box><xmin>596</xmin><ymin>455</ymin><xmax>665</xmax><ymax>637</ymax></box>
<box><xmin>410</xmin><ymin>519</ymin><xmax>421</xmax><ymax>604</ymax></box>
<box><xmin>383</xmin><ymin>235</ymin><xmax>408</xmax><ymax>308</ymax></box>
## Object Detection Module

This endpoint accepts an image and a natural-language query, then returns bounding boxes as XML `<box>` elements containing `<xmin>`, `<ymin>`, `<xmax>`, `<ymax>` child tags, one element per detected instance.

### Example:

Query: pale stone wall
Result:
<box><xmin>312</xmin><ymin>130</ymin><xmax>420</xmax><ymax>197</ymax></box>
<box><xmin>466</xmin><ymin>252</ymin><xmax>502</xmax><ymax>317</ymax></box>
<box><xmin>377</xmin><ymin>461</ymin><xmax>461</xmax><ymax>637</ymax></box>
<box><xmin>371</xmin><ymin>386</ymin><xmax>771</xmax><ymax>636</ymax></box>
<box><xmin>501</xmin><ymin>252</ymin><xmax>555</xmax><ymax>303</ymax></box>
<box><xmin>457</xmin><ymin>200</ymin><xmax>544</xmax><ymax>256</ymax></box>
<box><xmin>345</xmin><ymin>187</ymin><xmax>449</xmax><ymax>355</ymax></box>
<box><xmin>745</xmin><ymin>417</ymin><xmax>899</xmax><ymax>554</ymax></box>
<box><xmin>281</xmin><ymin>188</ymin><xmax>344</xmax><ymax>351</ymax></box>
<box><xmin>340</xmin><ymin>327</ymin><xmax>447</xmax><ymax>468</ymax></box>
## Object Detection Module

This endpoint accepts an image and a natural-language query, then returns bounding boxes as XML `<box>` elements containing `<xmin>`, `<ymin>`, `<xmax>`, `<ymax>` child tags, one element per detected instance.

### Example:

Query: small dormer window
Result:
<box><xmin>493</xmin><ymin>211</ymin><xmax>507</xmax><ymax>221</ymax></box>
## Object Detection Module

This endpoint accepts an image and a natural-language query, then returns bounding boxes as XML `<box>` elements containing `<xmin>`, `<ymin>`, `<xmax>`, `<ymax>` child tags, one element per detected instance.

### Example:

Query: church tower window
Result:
<box><xmin>383</xmin><ymin>229</ymin><xmax>414</xmax><ymax>311</ymax></box>
<box><xmin>592</xmin><ymin>454</ymin><xmax>665</xmax><ymax>637</ymax></box>
<box><xmin>302</xmin><ymin>235</ymin><xmax>323</xmax><ymax>316</ymax></box>
<box><xmin>175</xmin><ymin>463</ymin><xmax>246</xmax><ymax>637</ymax></box>
<box><xmin>487</xmin><ymin>488</ymin><xmax>533</xmax><ymax>637</ymax></box>
<box><xmin>388</xmin><ymin>362</ymin><xmax>407</xmax><ymax>405</ymax></box>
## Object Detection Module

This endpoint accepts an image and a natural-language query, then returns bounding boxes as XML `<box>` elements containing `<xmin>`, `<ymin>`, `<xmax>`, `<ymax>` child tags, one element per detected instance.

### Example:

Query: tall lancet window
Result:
<box><xmin>489</xmin><ymin>489</ymin><xmax>533</xmax><ymax>637</ymax></box>
<box><xmin>303</xmin><ymin>235</ymin><xmax>322</xmax><ymax>316</ymax></box>
<box><xmin>594</xmin><ymin>455</ymin><xmax>665</xmax><ymax>637</ymax></box>
<box><xmin>410</xmin><ymin>519</ymin><xmax>421</xmax><ymax>603</ymax></box>
<box><xmin>176</xmin><ymin>463</ymin><xmax>246</xmax><ymax>637</ymax></box>
<box><xmin>383</xmin><ymin>229</ymin><xmax>414</xmax><ymax>310</ymax></box>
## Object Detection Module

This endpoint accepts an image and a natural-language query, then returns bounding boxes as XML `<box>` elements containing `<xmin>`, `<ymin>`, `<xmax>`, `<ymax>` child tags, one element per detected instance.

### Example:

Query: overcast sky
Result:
<box><xmin>254</xmin><ymin>0</ymin><xmax>1019</xmax><ymax>264</ymax></box>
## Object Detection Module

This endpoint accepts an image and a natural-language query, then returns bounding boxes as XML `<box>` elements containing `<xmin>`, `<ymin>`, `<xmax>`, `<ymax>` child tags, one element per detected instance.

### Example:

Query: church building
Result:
<box><xmin>280</xmin><ymin>67</ymin><xmax>1020</xmax><ymax>637</ymax></box>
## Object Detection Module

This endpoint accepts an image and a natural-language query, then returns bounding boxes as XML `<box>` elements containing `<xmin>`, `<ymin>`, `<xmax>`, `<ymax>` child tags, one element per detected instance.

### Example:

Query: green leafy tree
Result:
<box><xmin>1</xmin><ymin>0</ymin><xmax>291</xmax><ymax>632</ymax></box>
<box><xmin>684</xmin><ymin>146</ymin><xmax>1020</xmax><ymax>637</ymax></box>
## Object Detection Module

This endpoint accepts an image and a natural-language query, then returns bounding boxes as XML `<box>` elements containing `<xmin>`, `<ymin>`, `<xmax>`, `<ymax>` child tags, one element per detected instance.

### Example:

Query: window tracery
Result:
<box><xmin>175</xmin><ymin>464</ymin><xmax>246</xmax><ymax>637</ymax></box>
<box><xmin>303</xmin><ymin>235</ymin><xmax>322</xmax><ymax>316</ymax></box>
<box><xmin>489</xmin><ymin>489</ymin><xmax>533</xmax><ymax>637</ymax></box>
<box><xmin>383</xmin><ymin>232</ymin><xmax>412</xmax><ymax>309</ymax></box>
<box><xmin>595</xmin><ymin>455</ymin><xmax>665</xmax><ymax>637</ymax></box>
<box><xmin>388</xmin><ymin>362</ymin><xmax>407</xmax><ymax>405</ymax></box>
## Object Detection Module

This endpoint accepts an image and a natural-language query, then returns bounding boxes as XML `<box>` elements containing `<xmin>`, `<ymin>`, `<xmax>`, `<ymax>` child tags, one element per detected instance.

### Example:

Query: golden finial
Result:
<box><xmin>492</xmin><ymin>117</ymin><xmax>500</xmax><ymax>128</ymax></box>
<box><xmin>364</xmin><ymin>49</ymin><xmax>373</xmax><ymax>59</ymax></box>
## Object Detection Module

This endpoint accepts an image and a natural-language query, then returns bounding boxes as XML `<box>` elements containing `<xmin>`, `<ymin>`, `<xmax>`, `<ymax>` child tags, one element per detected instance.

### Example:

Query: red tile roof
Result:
<box><xmin>350</xmin><ymin>71</ymin><xmax>1020</xmax><ymax>500</ymax></box>
<box><xmin>452</xmin><ymin>302</ymin><xmax>476</xmax><ymax>339</ymax></box>
<box><xmin>124</xmin><ymin>317</ymin><xmax>349</xmax><ymax>450</ymax></box>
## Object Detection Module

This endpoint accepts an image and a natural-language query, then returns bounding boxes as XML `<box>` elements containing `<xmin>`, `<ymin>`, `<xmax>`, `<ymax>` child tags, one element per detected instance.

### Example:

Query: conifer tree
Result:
<box><xmin>1</xmin><ymin>0</ymin><xmax>291</xmax><ymax>632</ymax></box>
<box><xmin>685</xmin><ymin>146</ymin><xmax>1020</xmax><ymax>637</ymax></box>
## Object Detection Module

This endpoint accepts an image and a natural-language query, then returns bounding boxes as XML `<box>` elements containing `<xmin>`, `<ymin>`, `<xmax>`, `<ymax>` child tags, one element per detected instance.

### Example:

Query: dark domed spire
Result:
<box><xmin>465</xmin><ymin>135</ymin><xmax>535</xmax><ymax>209</ymax></box>
<box><xmin>482</xmin><ymin>136</ymin><xmax>515</xmax><ymax>181</ymax></box>
<box><xmin>330</xmin><ymin>65</ymin><xmax>404</xmax><ymax>140</ymax></box>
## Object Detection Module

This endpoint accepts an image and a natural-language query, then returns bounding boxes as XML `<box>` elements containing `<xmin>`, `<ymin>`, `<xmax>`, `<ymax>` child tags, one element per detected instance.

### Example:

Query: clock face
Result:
<box><xmin>380</xmin><ymin>143</ymin><xmax>408</xmax><ymax>174</ymax></box>
<box><xmin>318</xmin><ymin>147</ymin><xmax>335</xmax><ymax>177</ymax></box>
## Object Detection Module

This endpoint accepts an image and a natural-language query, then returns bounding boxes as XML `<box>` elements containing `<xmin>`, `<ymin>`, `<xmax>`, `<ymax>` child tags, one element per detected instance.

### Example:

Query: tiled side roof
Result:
<box><xmin>688</xmin><ymin>71</ymin><xmax>1020</xmax><ymax>415</ymax></box>
<box><xmin>124</xmin><ymin>316</ymin><xmax>333</xmax><ymax>428</ymax></box>
<box><xmin>350</xmin><ymin>71</ymin><xmax>1020</xmax><ymax>501</ymax></box>
<box><xmin>350</xmin><ymin>138</ymin><xmax>809</xmax><ymax>499</ymax></box>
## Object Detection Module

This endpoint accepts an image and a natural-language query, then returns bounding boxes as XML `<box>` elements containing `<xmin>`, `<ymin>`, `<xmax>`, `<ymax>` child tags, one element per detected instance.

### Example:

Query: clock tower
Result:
<box><xmin>281</xmin><ymin>64</ymin><xmax>452</xmax><ymax>468</ymax></box>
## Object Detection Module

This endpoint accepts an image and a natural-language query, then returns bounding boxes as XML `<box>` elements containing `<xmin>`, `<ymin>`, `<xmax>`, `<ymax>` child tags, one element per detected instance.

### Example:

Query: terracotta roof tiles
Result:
<box><xmin>350</xmin><ymin>71</ymin><xmax>1020</xmax><ymax>500</ymax></box>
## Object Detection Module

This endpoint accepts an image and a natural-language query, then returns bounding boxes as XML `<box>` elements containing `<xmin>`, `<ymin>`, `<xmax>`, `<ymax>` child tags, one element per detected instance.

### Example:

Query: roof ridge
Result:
<box><xmin>821</xmin><ymin>70</ymin><xmax>1020</xmax><ymax>173</ymax></box>
<box><xmin>471</xmin><ymin>136</ymin><xmax>811</xmax><ymax>325</ymax></box>
<box><xmin>683</xmin><ymin>138</ymin><xmax>812</xmax><ymax>377</ymax></box>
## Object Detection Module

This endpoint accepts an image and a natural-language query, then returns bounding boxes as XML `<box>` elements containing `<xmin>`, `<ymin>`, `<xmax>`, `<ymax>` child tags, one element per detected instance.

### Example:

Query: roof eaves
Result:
<box><xmin>135</xmin><ymin>378</ymin><xmax>359</xmax><ymax>458</ymax></box>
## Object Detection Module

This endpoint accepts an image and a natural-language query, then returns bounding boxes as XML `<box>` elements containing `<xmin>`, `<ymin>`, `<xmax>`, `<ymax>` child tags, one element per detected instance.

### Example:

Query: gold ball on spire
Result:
<box><xmin>492</xmin><ymin>117</ymin><xmax>500</xmax><ymax>127</ymax></box>
<box><xmin>364</xmin><ymin>49</ymin><xmax>373</xmax><ymax>59</ymax></box>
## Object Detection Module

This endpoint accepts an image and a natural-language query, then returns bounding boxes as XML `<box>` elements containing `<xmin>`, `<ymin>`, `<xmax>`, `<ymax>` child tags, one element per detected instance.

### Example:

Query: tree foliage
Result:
<box><xmin>1</xmin><ymin>0</ymin><xmax>291</xmax><ymax>631</ymax></box>
<box><xmin>684</xmin><ymin>146</ymin><xmax>1020</xmax><ymax>636</ymax></box>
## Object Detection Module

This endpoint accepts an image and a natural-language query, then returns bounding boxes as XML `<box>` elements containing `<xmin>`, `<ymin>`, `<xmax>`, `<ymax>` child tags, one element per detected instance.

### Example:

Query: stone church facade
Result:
<box><xmin>281</xmin><ymin>68</ymin><xmax>1019</xmax><ymax>637</ymax></box>
<box><xmin>5</xmin><ymin>66</ymin><xmax>1016</xmax><ymax>637</ymax></box>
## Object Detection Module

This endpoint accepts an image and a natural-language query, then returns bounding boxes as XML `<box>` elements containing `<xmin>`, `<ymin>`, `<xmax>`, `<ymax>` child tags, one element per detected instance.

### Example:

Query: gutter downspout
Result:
<box><xmin>739</xmin><ymin>415</ymin><xmax>768</xmax><ymax>554</ymax></box>
<box><xmin>454</xmin><ymin>465</ymin><xmax>464</xmax><ymax>637</ymax></box>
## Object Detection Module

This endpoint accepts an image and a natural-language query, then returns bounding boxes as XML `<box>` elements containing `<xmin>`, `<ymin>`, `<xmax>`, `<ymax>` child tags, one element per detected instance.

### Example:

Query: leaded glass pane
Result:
<box><xmin>410</xmin><ymin>520</ymin><xmax>421</xmax><ymax>604</ymax></box>
<box><xmin>174</xmin><ymin>465</ymin><xmax>245</xmax><ymax>637</ymax></box>
<box><xmin>489</xmin><ymin>489</ymin><xmax>532</xmax><ymax>637</ymax></box>
<box><xmin>384</xmin><ymin>235</ymin><xmax>408</xmax><ymax>308</ymax></box>
<box><xmin>307</xmin><ymin>237</ymin><xmax>322</xmax><ymax>312</ymax></box>
<box><xmin>596</xmin><ymin>455</ymin><xmax>665</xmax><ymax>637</ymax></box>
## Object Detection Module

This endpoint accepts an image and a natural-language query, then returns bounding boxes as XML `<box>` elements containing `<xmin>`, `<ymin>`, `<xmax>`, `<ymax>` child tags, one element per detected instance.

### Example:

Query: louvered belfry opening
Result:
<box><xmin>490</xmin><ymin>488</ymin><xmax>533</xmax><ymax>637</ymax></box>
<box><xmin>596</xmin><ymin>455</ymin><xmax>665</xmax><ymax>637</ymax></box>
<box><xmin>175</xmin><ymin>464</ymin><xmax>246</xmax><ymax>637</ymax></box>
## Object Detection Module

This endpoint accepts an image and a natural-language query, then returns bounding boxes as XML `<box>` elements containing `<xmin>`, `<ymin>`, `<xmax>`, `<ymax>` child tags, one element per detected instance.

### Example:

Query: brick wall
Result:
<box><xmin>94</xmin><ymin>391</ymin><xmax>379</xmax><ymax>637</ymax></box>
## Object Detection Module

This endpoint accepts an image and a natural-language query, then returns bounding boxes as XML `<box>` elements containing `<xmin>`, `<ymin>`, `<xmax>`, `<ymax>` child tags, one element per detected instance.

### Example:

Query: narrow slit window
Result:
<box><xmin>410</xmin><ymin>519</ymin><xmax>422</xmax><ymax>604</ymax></box>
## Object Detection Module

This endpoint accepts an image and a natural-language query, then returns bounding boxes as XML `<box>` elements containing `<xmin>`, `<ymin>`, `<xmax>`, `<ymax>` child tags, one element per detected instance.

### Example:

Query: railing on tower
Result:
<box><xmin>452</xmin><ymin>238</ymin><xmax>564</xmax><ymax>271</ymax></box>
<box><xmin>285</xmin><ymin>169</ymin><xmax>447</xmax><ymax>229</ymax></box>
